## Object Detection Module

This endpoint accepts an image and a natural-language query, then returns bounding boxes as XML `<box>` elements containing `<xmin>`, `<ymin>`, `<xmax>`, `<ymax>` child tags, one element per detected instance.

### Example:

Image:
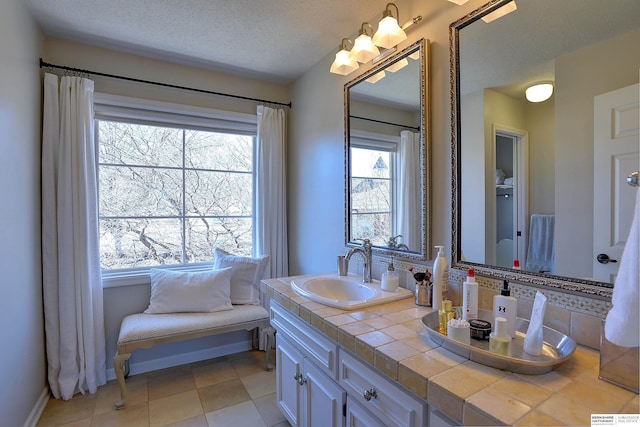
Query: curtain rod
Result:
<box><xmin>350</xmin><ymin>115</ymin><xmax>420</xmax><ymax>131</ymax></box>
<box><xmin>39</xmin><ymin>58</ymin><xmax>292</xmax><ymax>109</ymax></box>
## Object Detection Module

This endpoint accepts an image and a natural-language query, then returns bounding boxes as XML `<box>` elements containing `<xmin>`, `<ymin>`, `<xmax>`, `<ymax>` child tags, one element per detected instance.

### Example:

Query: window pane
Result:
<box><xmin>99</xmin><ymin>121</ymin><xmax>183</xmax><ymax>167</ymax></box>
<box><xmin>100</xmin><ymin>166</ymin><xmax>183</xmax><ymax>217</ymax></box>
<box><xmin>350</xmin><ymin>213</ymin><xmax>390</xmax><ymax>247</ymax></box>
<box><xmin>99</xmin><ymin>218</ymin><xmax>183</xmax><ymax>269</ymax></box>
<box><xmin>186</xmin><ymin>217</ymin><xmax>253</xmax><ymax>262</ymax></box>
<box><xmin>350</xmin><ymin>147</ymin><xmax>390</xmax><ymax>179</ymax></box>
<box><xmin>351</xmin><ymin>178</ymin><xmax>391</xmax><ymax>213</ymax></box>
<box><xmin>185</xmin><ymin>170</ymin><xmax>252</xmax><ymax>216</ymax></box>
<box><xmin>185</xmin><ymin>130</ymin><xmax>253</xmax><ymax>171</ymax></box>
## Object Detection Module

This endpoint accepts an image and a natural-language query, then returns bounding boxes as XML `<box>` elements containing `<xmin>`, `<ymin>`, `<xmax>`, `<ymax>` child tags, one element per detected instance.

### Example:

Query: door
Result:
<box><xmin>593</xmin><ymin>82</ymin><xmax>639</xmax><ymax>282</ymax></box>
<box><xmin>277</xmin><ymin>338</ymin><xmax>304</xmax><ymax>427</ymax></box>
<box><xmin>346</xmin><ymin>396</ymin><xmax>386</xmax><ymax>427</ymax></box>
<box><xmin>303</xmin><ymin>361</ymin><xmax>346</xmax><ymax>427</ymax></box>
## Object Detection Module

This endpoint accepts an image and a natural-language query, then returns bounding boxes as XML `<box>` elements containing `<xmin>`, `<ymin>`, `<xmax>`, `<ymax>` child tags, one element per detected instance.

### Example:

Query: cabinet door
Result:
<box><xmin>346</xmin><ymin>396</ymin><xmax>386</xmax><ymax>427</ymax></box>
<box><xmin>277</xmin><ymin>338</ymin><xmax>304</xmax><ymax>427</ymax></box>
<box><xmin>303</xmin><ymin>360</ymin><xmax>346</xmax><ymax>427</ymax></box>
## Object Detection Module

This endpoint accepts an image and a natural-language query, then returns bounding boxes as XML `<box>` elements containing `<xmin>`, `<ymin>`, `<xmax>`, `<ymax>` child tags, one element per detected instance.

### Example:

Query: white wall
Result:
<box><xmin>0</xmin><ymin>0</ymin><xmax>46</xmax><ymax>425</ymax></box>
<box><xmin>287</xmin><ymin>0</ymin><xmax>475</xmax><ymax>275</ymax></box>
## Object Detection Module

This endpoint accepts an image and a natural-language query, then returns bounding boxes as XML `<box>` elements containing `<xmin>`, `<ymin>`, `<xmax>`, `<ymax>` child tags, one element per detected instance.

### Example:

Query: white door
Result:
<box><xmin>276</xmin><ymin>338</ymin><xmax>304</xmax><ymax>427</ymax></box>
<box><xmin>346</xmin><ymin>397</ymin><xmax>386</xmax><ymax>427</ymax></box>
<box><xmin>593</xmin><ymin>82</ymin><xmax>639</xmax><ymax>282</ymax></box>
<box><xmin>303</xmin><ymin>361</ymin><xmax>346</xmax><ymax>427</ymax></box>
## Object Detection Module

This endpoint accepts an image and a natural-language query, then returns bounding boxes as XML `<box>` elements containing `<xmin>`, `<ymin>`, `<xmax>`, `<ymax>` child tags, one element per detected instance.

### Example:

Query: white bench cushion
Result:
<box><xmin>117</xmin><ymin>305</ymin><xmax>269</xmax><ymax>352</ymax></box>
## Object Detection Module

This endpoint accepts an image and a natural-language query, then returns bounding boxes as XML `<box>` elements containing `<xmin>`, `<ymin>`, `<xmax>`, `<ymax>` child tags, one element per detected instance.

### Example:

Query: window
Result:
<box><xmin>350</xmin><ymin>145</ymin><xmax>393</xmax><ymax>246</ymax></box>
<box><xmin>94</xmin><ymin>94</ymin><xmax>257</xmax><ymax>281</ymax></box>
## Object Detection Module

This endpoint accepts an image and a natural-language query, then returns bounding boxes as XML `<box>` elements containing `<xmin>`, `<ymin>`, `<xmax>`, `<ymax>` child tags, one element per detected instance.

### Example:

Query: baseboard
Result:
<box><xmin>106</xmin><ymin>339</ymin><xmax>253</xmax><ymax>381</ymax></box>
<box><xmin>23</xmin><ymin>387</ymin><xmax>50</xmax><ymax>427</ymax></box>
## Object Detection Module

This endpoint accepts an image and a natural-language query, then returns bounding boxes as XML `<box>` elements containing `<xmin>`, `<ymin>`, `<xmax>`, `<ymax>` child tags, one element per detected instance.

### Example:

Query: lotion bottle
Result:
<box><xmin>432</xmin><ymin>245</ymin><xmax>448</xmax><ymax>310</ymax></box>
<box><xmin>462</xmin><ymin>268</ymin><xmax>478</xmax><ymax>320</ymax></box>
<box><xmin>493</xmin><ymin>280</ymin><xmax>517</xmax><ymax>338</ymax></box>
<box><xmin>489</xmin><ymin>317</ymin><xmax>512</xmax><ymax>356</ymax></box>
<box><xmin>381</xmin><ymin>259</ymin><xmax>399</xmax><ymax>292</ymax></box>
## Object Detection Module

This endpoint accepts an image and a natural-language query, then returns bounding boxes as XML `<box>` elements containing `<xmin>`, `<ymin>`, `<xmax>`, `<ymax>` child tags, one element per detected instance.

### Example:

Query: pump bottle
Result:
<box><xmin>381</xmin><ymin>259</ymin><xmax>399</xmax><ymax>292</ymax></box>
<box><xmin>462</xmin><ymin>268</ymin><xmax>478</xmax><ymax>320</ymax></box>
<box><xmin>432</xmin><ymin>245</ymin><xmax>448</xmax><ymax>310</ymax></box>
<box><xmin>493</xmin><ymin>280</ymin><xmax>517</xmax><ymax>338</ymax></box>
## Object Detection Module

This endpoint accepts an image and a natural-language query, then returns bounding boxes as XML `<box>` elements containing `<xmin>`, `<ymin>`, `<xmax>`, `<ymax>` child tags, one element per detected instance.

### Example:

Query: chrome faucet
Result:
<box><xmin>345</xmin><ymin>238</ymin><xmax>373</xmax><ymax>283</ymax></box>
<box><xmin>387</xmin><ymin>234</ymin><xmax>409</xmax><ymax>251</ymax></box>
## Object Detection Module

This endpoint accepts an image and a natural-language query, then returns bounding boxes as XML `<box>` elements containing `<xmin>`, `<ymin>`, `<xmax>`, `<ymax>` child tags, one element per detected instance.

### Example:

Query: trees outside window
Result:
<box><xmin>98</xmin><ymin>120</ymin><xmax>254</xmax><ymax>271</ymax></box>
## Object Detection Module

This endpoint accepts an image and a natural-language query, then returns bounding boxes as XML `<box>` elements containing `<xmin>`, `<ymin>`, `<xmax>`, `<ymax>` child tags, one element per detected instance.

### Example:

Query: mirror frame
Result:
<box><xmin>449</xmin><ymin>1</ymin><xmax>612</xmax><ymax>299</ymax></box>
<box><xmin>344</xmin><ymin>38</ymin><xmax>431</xmax><ymax>261</ymax></box>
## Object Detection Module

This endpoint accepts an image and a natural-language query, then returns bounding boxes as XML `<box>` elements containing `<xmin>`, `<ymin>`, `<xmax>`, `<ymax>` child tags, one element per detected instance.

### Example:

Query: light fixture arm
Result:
<box><xmin>358</xmin><ymin>22</ymin><xmax>374</xmax><ymax>37</ymax></box>
<box><xmin>340</xmin><ymin>38</ymin><xmax>353</xmax><ymax>51</ymax></box>
<box><xmin>383</xmin><ymin>3</ymin><xmax>400</xmax><ymax>22</ymax></box>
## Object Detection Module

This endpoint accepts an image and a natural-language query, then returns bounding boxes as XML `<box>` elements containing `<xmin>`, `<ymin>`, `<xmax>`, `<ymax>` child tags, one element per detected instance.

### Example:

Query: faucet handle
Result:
<box><xmin>355</xmin><ymin>238</ymin><xmax>372</xmax><ymax>249</ymax></box>
<box><xmin>388</xmin><ymin>235</ymin><xmax>403</xmax><ymax>247</ymax></box>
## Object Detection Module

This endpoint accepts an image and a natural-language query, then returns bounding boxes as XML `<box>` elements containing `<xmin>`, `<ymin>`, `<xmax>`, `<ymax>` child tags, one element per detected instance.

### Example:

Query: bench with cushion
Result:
<box><xmin>113</xmin><ymin>249</ymin><xmax>273</xmax><ymax>409</ymax></box>
<box><xmin>113</xmin><ymin>306</ymin><xmax>273</xmax><ymax>409</ymax></box>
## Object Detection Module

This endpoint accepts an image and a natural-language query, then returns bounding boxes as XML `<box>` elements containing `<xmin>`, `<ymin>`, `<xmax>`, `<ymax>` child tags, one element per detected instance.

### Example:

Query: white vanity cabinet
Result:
<box><xmin>271</xmin><ymin>300</ymin><xmax>428</xmax><ymax>427</ymax></box>
<box><xmin>339</xmin><ymin>351</ymin><xmax>426</xmax><ymax>427</ymax></box>
<box><xmin>276</xmin><ymin>336</ymin><xmax>346</xmax><ymax>427</ymax></box>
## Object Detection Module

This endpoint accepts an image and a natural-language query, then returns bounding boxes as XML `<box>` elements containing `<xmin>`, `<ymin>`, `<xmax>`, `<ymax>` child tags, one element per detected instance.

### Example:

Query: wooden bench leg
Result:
<box><xmin>114</xmin><ymin>352</ymin><xmax>131</xmax><ymax>410</ymax></box>
<box><xmin>263</xmin><ymin>326</ymin><xmax>274</xmax><ymax>371</ymax></box>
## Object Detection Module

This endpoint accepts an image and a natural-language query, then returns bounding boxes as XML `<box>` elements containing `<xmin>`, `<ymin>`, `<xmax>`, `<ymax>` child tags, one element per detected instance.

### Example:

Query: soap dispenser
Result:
<box><xmin>493</xmin><ymin>280</ymin><xmax>517</xmax><ymax>338</ymax></box>
<box><xmin>381</xmin><ymin>258</ymin><xmax>399</xmax><ymax>292</ymax></box>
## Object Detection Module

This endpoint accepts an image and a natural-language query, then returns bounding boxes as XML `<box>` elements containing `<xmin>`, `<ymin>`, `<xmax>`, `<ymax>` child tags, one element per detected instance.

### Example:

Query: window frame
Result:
<box><xmin>94</xmin><ymin>93</ymin><xmax>258</xmax><ymax>288</ymax></box>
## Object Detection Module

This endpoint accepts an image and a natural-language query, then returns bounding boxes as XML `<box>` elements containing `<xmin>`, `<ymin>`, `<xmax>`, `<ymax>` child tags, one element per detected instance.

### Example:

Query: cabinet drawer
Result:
<box><xmin>270</xmin><ymin>300</ymin><xmax>339</xmax><ymax>379</ymax></box>
<box><xmin>346</xmin><ymin>396</ymin><xmax>386</xmax><ymax>427</ymax></box>
<box><xmin>339</xmin><ymin>351</ymin><xmax>426</xmax><ymax>427</ymax></box>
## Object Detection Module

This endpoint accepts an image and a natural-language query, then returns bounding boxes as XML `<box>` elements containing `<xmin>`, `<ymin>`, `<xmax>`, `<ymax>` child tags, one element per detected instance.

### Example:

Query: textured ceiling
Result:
<box><xmin>24</xmin><ymin>0</ymin><xmax>397</xmax><ymax>84</ymax></box>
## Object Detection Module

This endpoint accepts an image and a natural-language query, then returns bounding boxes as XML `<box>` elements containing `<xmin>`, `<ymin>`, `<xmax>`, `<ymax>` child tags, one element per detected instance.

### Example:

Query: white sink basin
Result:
<box><xmin>291</xmin><ymin>274</ymin><xmax>413</xmax><ymax>310</ymax></box>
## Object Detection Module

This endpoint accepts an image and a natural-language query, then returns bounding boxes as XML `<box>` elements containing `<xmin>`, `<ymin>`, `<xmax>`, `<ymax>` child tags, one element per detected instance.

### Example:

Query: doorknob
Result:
<box><xmin>596</xmin><ymin>253</ymin><xmax>618</xmax><ymax>264</ymax></box>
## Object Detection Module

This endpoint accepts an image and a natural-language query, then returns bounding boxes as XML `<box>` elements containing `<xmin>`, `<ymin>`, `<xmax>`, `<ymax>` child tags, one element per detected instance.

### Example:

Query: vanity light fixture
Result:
<box><xmin>350</xmin><ymin>23</ymin><xmax>380</xmax><ymax>63</ymax></box>
<box><xmin>447</xmin><ymin>0</ymin><xmax>469</xmax><ymax>5</ymax></box>
<box><xmin>481</xmin><ymin>1</ymin><xmax>517</xmax><ymax>23</ymax></box>
<box><xmin>329</xmin><ymin>3</ymin><xmax>422</xmax><ymax>76</ymax></box>
<box><xmin>330</xmin><ymin>38</ymin><xmax>359</xmax><ymax>75</ymax></box>
<box><xmin>372</xmin><ymin>3</ymin><xmax>407</xmax><ymax>49</ymax></box>
<box><xmin>525</xmin><ymin>82</ymin><xmax>554</xmax><ymax>102</ymax></box>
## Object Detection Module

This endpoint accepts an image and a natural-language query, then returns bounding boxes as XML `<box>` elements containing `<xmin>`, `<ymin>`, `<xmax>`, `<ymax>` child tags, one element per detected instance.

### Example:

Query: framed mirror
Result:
<box><xmin>345</xmin><ymin>38</ymin><xmax>430</xmax><ymax>260</ymax></box>
<box><xmin>451</xmin><ymin>0</ymin><xmax>640</xmax><ymax>296</ymax></box>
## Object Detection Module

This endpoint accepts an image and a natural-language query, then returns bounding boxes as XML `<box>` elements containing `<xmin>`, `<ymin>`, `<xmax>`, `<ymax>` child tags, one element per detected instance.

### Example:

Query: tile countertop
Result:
<box><xmin>261</xmin><ymin>275</ymin><xmax>639</xmax><ymax>426</ymax></box>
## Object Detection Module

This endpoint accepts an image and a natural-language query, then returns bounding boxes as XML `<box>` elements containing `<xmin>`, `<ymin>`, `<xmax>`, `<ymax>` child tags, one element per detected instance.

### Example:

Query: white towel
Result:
<box><xmin>525</xmin><ymin>214</ymin><xmax>555</xmax><ymax>273</ymax></box>
<box><xmin>605</xmin><ymin>190</ymin><xmax>640</xmax><ymax>347</ymax></box>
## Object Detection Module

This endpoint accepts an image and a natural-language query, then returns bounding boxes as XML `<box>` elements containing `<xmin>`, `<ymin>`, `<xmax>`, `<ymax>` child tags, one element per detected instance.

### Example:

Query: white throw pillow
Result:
<box><xmin>145</xmin><ymin>267</ymin><xmax>234</xmax><ymax>314</ymax></box>
<box><xmin>213</xmin><ymin>248</ymin><xmax>269</xmax><ymax>305</ymax></box>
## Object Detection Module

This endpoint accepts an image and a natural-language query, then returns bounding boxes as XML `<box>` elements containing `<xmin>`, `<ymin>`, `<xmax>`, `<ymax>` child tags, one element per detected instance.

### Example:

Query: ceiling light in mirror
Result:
<box><xmin>387</xmin><ymin>58</ymin><xmax>408</xmax><ymax>73</ymax></box>
<box><xmin>525</xmin><ymin>82</ymin><xmax>554</xmax><ymax>102</ymax></box>
<box><xmin>481</xmin><ymin>1</ymin><xmax>518</xmax><ymax>23</ymax></box>
<box><xmin>366</xmin><ymin>71</ymin><xmax>386</xmax><ymax>84</ymax></box>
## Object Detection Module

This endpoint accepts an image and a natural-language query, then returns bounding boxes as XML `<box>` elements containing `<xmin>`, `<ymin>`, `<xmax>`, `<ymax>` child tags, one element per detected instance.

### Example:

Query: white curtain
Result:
<box><xmin>255</xmin><ymin>105</ymin><xmax>288</xmax><ymax>277</ymax></box>
<box><xmin>393</xmin><ymin>130</ymin><xmax>421</xmax><ymax>250</ymax></box>
<box><xmin>42</xmin><ymin>73</ymin><xmax>106</xmax><ymax>400</ymax></box>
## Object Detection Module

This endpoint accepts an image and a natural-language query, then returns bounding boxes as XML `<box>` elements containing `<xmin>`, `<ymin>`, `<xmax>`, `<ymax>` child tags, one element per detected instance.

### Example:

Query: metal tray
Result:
<box><xmin>421</xmin><ymin>309</ymin><xmax>576</xmax><ymax>374</ymax></box>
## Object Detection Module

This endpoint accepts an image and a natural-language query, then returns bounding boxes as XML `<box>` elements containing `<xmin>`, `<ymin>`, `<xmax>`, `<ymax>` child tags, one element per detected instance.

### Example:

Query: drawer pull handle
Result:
<box><xmin>363</xmin><ymin>388</ymin><xmax>378</xmax><ymax>401</ymax></box>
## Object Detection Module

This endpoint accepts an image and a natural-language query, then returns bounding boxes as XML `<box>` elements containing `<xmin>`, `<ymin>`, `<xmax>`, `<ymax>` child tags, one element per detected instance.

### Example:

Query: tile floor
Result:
<box><xmin>37</xmin><ymin>349</ymin><xmax>290</xmax><ymax>427</ymax></box>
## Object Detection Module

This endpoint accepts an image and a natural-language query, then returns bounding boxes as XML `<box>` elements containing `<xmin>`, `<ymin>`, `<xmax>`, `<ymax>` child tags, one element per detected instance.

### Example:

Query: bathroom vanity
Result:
<box><xmin>263</xmin><ymin>275</ymin><xmax>638</xmax><ymax>426</ymax></box>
